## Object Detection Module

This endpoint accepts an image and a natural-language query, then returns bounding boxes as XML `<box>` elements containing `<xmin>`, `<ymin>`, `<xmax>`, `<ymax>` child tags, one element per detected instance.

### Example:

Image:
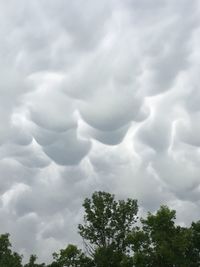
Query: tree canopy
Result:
<box><xmin>1</xmin><ymin>191</ymin><xmax>200</xmax><ymax>267</ymax></box>
<box><xmin>0</xmin><ymin>233</ymin><xmax>22</xmax><ymax>267</ymax></box>
<box><xmin>78</xmin><ymin>191</ymin><xmax>138</xmax><ymax>267</ymax></box>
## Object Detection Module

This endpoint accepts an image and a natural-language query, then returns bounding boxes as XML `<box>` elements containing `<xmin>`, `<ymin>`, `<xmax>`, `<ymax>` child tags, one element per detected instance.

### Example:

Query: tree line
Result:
<box><xmin>1</xmin><ymin>191</ymin><xmax>200</xmax><ymax>267</ymax></box>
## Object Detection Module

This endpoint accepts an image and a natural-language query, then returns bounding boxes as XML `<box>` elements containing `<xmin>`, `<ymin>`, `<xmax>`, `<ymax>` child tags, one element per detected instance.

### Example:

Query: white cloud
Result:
<box><xmin>0</xmin><ymin>0</ymin><xmax>200</xmax><ymax>262</ymax></box>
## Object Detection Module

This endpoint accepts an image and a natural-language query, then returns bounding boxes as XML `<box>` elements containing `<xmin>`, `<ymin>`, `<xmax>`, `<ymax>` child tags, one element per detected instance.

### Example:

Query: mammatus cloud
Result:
<box><xmin>0</xmin><ymin>0</ymin><xmax>200</xmax><ymax>262</ymax></box>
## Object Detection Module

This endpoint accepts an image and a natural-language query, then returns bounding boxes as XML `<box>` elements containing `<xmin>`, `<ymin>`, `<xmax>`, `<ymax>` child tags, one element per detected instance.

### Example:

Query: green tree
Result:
<box><xmin>93</xmin><ymin>246</ymin><xmax>133</xmax><ymax>267</ymax></box>
<box><xmin>0</xmin><ymin>233</ymin><xmax>22</xmax><ymax>267</ymax></box>
<box><xmin>24</xmin><ymin>254</ymin><xmax>46</xmax><ymax>267</ymax></box>
<box><xmin>78</xmin><ymin>191</ymin><xmax>138</xmax><ymax>267</ymax></box>
<box><xmin>184</xmin><ymin>221</ymin><xmax>200</xmax><ymax>267</ymax></box>
<box><xmin>4</xmin><ymin>192</ymin><xmax>200</xmax><ymax>267</ymax></box>
<box><xmin>130</xmin><ymin>205</ymin><xmax>190</xmax><ymax>267</ymax></box>
<box><xmin>51</xmin><ymin>244</ymin><xmax>93</xmax><ymax>267</ymax></box>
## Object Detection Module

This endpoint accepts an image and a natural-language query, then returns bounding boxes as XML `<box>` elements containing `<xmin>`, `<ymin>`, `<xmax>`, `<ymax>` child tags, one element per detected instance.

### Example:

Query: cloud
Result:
<box><xmin>0</xmin><ymin>0</ymin><xmax>200</xmax><ymax>263</ymax></box>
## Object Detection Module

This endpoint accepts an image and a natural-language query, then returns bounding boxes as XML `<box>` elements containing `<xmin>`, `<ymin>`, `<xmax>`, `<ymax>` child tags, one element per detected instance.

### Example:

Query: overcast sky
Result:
<box><xmin>1</xmin><ymin>0</ymin><xmax>200</xmax><ymax>263</ymax></box>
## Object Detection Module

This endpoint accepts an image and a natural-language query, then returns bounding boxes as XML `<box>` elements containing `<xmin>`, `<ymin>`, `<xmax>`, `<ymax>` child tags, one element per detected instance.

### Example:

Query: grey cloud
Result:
<box><xmin>40</xmin><ymin>0</ymin><xmax>112</xmax><ymax>51</ymax></box>
<box><xmin>13</xmin><ymin>212</ymin><xmax>40</xmax><ymax>252</ymax></box>
<box><xmin>79</xmin><ymin>90</ymin><xmax>144</xmax><ymax>131</ymax></box>
<box><xmin>0</xmin><ymin>142</ymin><xmax>50</xmax><ymax>169</ymax></box>
<box><xmin>177</xmin><ymin>113</ymin><xmax>200</xmax><ymax>147</ymax></box>
<box><xmin>26</xmin><ymin>73</ymin><xmax>76</xmax><ymax>132</ymax></box>
<box><xmin>1</xmin><ymin>0</ymin><xmax>200</xmax><ymax>263</ymax></box>
<box><xmin>43</xmin><ymin>129</ymin><xmax>91</xmax><ymax>166</ymax></box>
<box><xmin>79</xmin><ymin>122</ymin><xmax>131</xmax><ymax>145</ymax></box>
<box><xmin>136</xmin><ymin>112</ymin><xmax>172</xmax><ymax>153</ymax></box>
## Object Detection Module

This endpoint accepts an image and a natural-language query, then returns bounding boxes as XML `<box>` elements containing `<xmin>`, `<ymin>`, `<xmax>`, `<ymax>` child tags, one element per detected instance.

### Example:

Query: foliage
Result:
<box><xmin>1</xmin><ymin>191</ymin><xmax>200</xmax><ymax>266</ymax></box>
<box><xmin>0</xmin><ymin>233</ymin><xmax>22</xmax><ymax>267</ymax></box>
<box><xmin>24</xmin><ymin>254</ymin><xmax>46</xmax><ymax>267</ymax></box>
<box><xmin>78</xmin><ymin>191</ymin><xmax>138</xmax><ymax>251</ymax></box>
<box><xmin>185</xmin><ymin>221</ymin><xmax>200</xmax><ymax>266</ymax></box>
<box><xmin>78</xmin><ymin>191</ymin><xmax>138</xmax><ymax>266</ymax></box>
<box><xmin>51</xmin><ymin>244</ymin><xmax>93</xmax><ymax>267</ymax></box>
<box><xmin>130</xmin><ymin>205</ymin><xmax>192</xmax><ymax>267</ymax></box>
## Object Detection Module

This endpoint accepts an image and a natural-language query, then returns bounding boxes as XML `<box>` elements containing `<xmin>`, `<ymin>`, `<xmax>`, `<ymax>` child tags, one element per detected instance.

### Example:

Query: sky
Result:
<box><xmin>1</xmin><ymin>0</ymin><xmax>200</xmax><ymax>263</ymax></box>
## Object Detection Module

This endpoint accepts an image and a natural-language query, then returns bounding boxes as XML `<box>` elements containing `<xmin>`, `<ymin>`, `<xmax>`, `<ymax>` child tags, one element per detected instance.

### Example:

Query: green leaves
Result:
<box><xmin>52</xmin><ymin>244</ymin><xmax>93</xmax><ymax>267</ymax></box>
<box><xmin>78</xmin><ymin>191</ymin><xmax>138</xmax><ymax>267</ymax></box>
<box><xmin>24</xmin><ymin>254</ymin><xmax>45</xmax><ymax>267</ymax></box>
<box><xmin>2</xmin><ymin>191</ymin><xmax>200</xmax><ymax>267</ymax></box>
<box><xmin>0</xmin><ymin>233</ymin><xmax>22</xmax><ymax>267</ymax></box>
<box><xmin>78</xmin><ymin>191</ymin><xmax>138</xmax><ymax>251</ymax></box>
<box><xmin>130</xmin><ymin>205</ymin><xmax>196</xmax><ymax>267</ymax></box>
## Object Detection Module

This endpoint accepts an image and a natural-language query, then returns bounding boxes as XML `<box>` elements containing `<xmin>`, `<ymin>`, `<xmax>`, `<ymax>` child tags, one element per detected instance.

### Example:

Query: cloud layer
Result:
<box><xmin>0</xmin><ymin>0</ymin><xmax>200</xmax><ymax>262</ymax></box>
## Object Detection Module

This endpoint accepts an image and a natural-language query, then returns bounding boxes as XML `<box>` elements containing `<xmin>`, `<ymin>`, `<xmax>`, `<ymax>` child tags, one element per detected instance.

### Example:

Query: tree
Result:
<box><xmin>184</xmin><ymin>221</ymin><xmax>200</xmax><ymax>267</ymax></box>
<box><xmin>0</xmin><ymin>233</ymin><xmax>22</xmax><ymax>267</ymax></box>
<box><xmin>130</xmin><ymin>206</ymin><xmax>190</xmax><ymax>267</ymax></box>
<box><xmin>93</xmin><ymin>246</ymin><xmax>133</xmax><ymax>267</ymax></box>
<box><xmin>3</xmin><ymin>192</ymin><xmax>200</xmax><ymax>267</ymax></box>
<box><xmin>24</xmin><ymin>254</ymin><xmax>46</xmax><ymax>267</ymax></box>
<box><xmin>51</xmin><ymin>244</ymin><xmax>93</xmax><ymax>267</ymax></box>
<box><xmin>78</xmin><ymin>191</ymin><xmax>138</xmax><ymax>267</ymax></box>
